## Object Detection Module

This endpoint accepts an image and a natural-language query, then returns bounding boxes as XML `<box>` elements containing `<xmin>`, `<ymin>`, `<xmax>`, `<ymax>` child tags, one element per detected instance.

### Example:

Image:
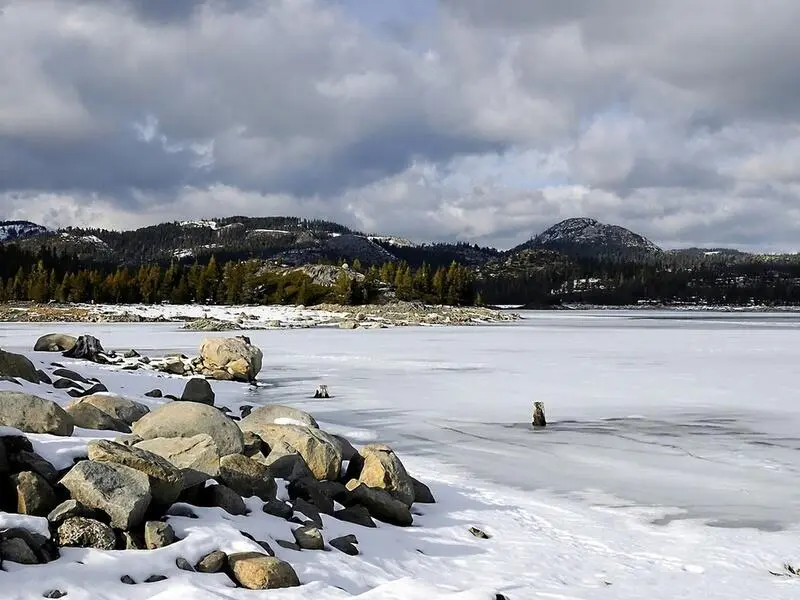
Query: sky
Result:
<box><xmin>1</xmin><ymin>0</ymin><xmax>800</xmax><ymax>251</ymax></box>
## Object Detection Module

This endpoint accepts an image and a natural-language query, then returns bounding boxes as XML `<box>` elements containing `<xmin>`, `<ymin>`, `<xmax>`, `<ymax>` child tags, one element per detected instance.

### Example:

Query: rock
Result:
<box><xmin>181</xmin><ymin>378</ymin><xmax>216</xmax><ymax>405</ymax></box>
<box><xmin>175</xmin><ymin>557</ymin><xmax>194</xmax><ymax>571</ymax></box>
<box><xmin>67</xmin><ymin>382</ymin><xmax>108</xmax><ymax>398</ymax></box>
<box><xmin>292</xmin><ymin>525</ymin><xmax>324</xmax><ymax>550</ymax></box>
<box><xmin>0</xmin><ymin>438</ymin><xmax>6</xmax><ymax>475</ymax></box>
<box><xmin>144</xmin><ymin>521</ymin><xmax>175</xmax><ymax>549</ymax></box>
<box><xmin>468</xmin><ymin>526</ymin><xmax>490</xmax><ymax>539</ymax></box>
<box><xmin>34</xmin><ymin>334</ymin><xmax>77</xmax><ymax>353</ymax></box>
<box><xmin>144</xmin><ymin>575</ymin><xmax>168</xmax><ymax>583</ymax></box>
<box><xmin>123</xmin><ymin>349</ymin><xmax>140</xmax><ymax>359</ymax></box>
<box><xmin>338</xmin><ymin>321</ymin><xmax>358</xmax><ymax>330</ymax></box>
<box><xmin>199</xmin><ymin>336</ymin><xmax>263</xmax><ymax>382</ymax></box>
<box><xmin>532</xmin><ymin>401</ymin><xmax>547</xmax><ymax>428</ymax></box>
<box><xmin>0</xmin><ymin>376</ymin><xmax>21</xmax><ymax>385</ymax></box>
<box><xmin>313</xmin><ymin>385</ymin><xmax>330</xmax><ymax>399</ymax></box>
<box><xmin>87</xmin><ymin>440</ymin><xmax>183</xmax><ymax>505</ymax></box>
<box><xmin>7</xmin><ymin>450</ymin><xmax>59</xmax><ymax>484</ymax></box>
<box><xmin>239</xmin><ymin>404</ymin><xmax>319</xmax><ymax>429</ymax></box>
<box><xmin>47</xmin><ymin>500</ymin><xmax>97</xmax><ymax>526</ymax></box>
<box><xmin>56</xmin><ymin>517</ymin><xmax>116</xmax><ymax>550</ymax></box>
<box><xmin>1</xmin><ymin>433</ymin><xmax>33</xmax><ymax>453</ymax></box>
<box><xmin>411</xmin><ymin>476</ymin><xmax>436</xmax><ymax>504</ymax></box>
<box><xmin>242</xmin><ymin>431</ymin><xmax>264</xmax><ymax>457</ymax></box>
<box><xmin>73</xmin><ymin>394</ymin><xmax>150</xmax><ymax>426</ymax></box>
<box><xmin>287</xmin><ymin>477</ymin><xmax>345</xmax><ymax>515</ymax></box>
<box><xmin>227</xmin><ymin>552</ymin><xmax>301</xmax><ymax>590</ymax></box>
<box><xmin>53</xmin><ymin>378</ymin><xmax>81</xmax><ymax>390</ymax></box>
<box><xmin>144</xmin><ymin>389</ymin><xmax>163</xmax><ymax>398</ymax></box>
<box><xmin>332</xmin><ymin>434</ymin><xmax>358</xmax><ymax>462</ymax></box>
<box><xmin>134</xmin><ymin>435</ymin><xmax>220</xmax><ymax>488</ymax></box>
<box><xmin>329</xmin><ymin>535</ymin><xmax>359</xmax><ymax>556</ymax></box>
<box><xmin>119</xmin><ymin>530</ymin><xmax>144</xmax><ymax>550</ymax></box>
<box><xmin>160</xmin><ymin>356</ymin><xmax>186</xmax><ymax>375</ymax></box>
<box><xmin>239</xmin><ymin>531</ymin><xmax>274</xmax><ymax>556</ymax></box>
<box><xmin>219</xmin><ymin>453</ymin><xmax>277</xmax><ymax>501</ymax></box>
<box><xmin>166</xmin><ymin>504</ymin><xmax>198</xmax><ymax>519</ymax></box>
<box><xmin>262</xmin><ymin>498</ymin><xmax>293</xmax><ymax>520</ymax></box>
<box><xmin>254</xmin><ymin>440</ymin><xmax>313</xmax><ymax>481</ymax></box>
<box><xmin>333</xmin><ymin>504</ymin><xmax>376</xmax><ymax>528</ymax></box>
<box><xmin>132</xmin><ymin>402</ymin><xmax>244</xmax><ymax>456</ymax></box>
<box><xmin>204</xmin><ymin>484</ymin><xmax>246</xmax><ymax>516</ymax></box>
<box><xmin>183</xmin><ymin>318</ymin><xmax>242</xmax><ymax>332</ymax></box>
<box><xmin>0</xmin><ymin>391</ymin><xmax>74</xmax><ymax>436</ymax></box>
<box><xmin>0</xmin><ymin>537</ymin><xmax>39</xmax><ymax>564</ymax></box>
<box><xmin>59</xmin><ymin>460</ymin><xmax>152</xmax><ymax>529</ymax></box>
<box><xmin>120</xmin><ymin>576</ymin><xmax>136</xmax><ymax>585</ymax></box>
<box><xmin>243</xmin><ymin>424</ymin><xmax>341</xmax><ymax>481</ymax></box>
<box><xmin>291</xmin><ymin>498</ymin><xmax>323</xmax><ymax>528</ymax></box>
<box><xmin>52</xmin><ymin>368</ymin><xmax>91</xmax><ymax>384</ymax></box>
<box><xmin>36</xmin><ymin>370</ymin><xmax>52</xmax><ymax>385</ymax></box>
<box><xmin>13</xmin><ymin>471</ymin><xmax>57</xmax><ymax>516</ymax></box>
<box><xmin>196</xmin><ymin>550</ymin><xmax>227</xmax><ymax>573</ymax></box>
<box><xmin>43</xmin><ymin>590</ymin><xmax>67</xmax><ymax>599</ymax></box>
<box><xmin>114</xmin><ymin>434</ymin><xmax>143</xmax><ymax>446</ymax></box>
<box><xmin>65</xmin><ymin>401</ymin><xmax>131</xmax><ymax>433</ymax></box>
<box><xmin>239</xmin><ymin>405</ymin><xmax>253</xmax><ymax>418</ymax></box>
<box><xmin>344</xmin><ymin>480</ymin><xmax>413</xmax><ymax>526</ymax></box>
<box><xmin>355</xmin><ymin>444</ymin><xmax>415</xmax><ymax>507</ymax></box>
<box><xmin>62</xmin><ymin>335</ymin><xmax>106</xmax><ymax>363</ymax></box>
<box><xmin>1</xmin><ymin>528</ymin><xmax>58</xmax><ymax>564</ymax></box>
<box><xmin>275</xmin><ymin>539</ymin><xmax>301</xmax><ymax>551</ymax></box>
<box><xmin>0</xmin><ymin>349</ymin><xmax>39</xmax><ymax>383</ymax></box>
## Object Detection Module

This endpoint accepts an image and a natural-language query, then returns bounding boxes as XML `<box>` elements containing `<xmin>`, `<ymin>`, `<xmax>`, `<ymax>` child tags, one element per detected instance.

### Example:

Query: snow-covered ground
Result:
<box><xmin>1</xmin><ymin>311</ymin><xmax>799</xmax><ymax>599</ymax></box>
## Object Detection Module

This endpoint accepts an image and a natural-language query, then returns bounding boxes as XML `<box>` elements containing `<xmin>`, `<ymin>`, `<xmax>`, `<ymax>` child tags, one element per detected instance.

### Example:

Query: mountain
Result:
<box><xmin>0</xmin><ymin>220</ymin><xmax>48</xmax><ymax>242</ymax></box>
<box><xmin>516</xmin><ymin>217</ymin><xmax>662</xmax><ymax>261</ymax></box>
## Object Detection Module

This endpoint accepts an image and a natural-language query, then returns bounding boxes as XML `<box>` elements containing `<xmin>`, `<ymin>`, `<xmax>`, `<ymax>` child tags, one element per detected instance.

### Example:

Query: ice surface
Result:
<box><xmin>1</xmin><ymin>311</ymin><xmax>799</xmax><ymax>598</ymax></box>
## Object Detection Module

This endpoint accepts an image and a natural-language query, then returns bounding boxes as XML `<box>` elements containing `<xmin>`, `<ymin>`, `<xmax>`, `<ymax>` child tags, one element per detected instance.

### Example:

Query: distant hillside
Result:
<box><xmin>0</xmin><ymin>220</ymin><xmax>47</xmax><ymax>242</ymax></box>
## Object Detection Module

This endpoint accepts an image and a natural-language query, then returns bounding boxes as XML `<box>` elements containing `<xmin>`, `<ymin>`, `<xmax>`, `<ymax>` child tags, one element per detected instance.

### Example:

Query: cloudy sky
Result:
<box><xmin>2</xmin><ymin>0</ymin><xmax>800</xmax><ymax>250</ymax></box>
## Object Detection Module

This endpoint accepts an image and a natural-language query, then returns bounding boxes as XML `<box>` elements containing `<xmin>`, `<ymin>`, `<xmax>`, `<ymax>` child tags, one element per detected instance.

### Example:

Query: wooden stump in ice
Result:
<box><xmin>532</xmin><ymin>402</ymin><xmax>546</xmax><ymax>428</ymax></box>
<box><xmin>314</xmin><ymin>385</ymin><xmax>330</xmax><ymax>399</ymax></box>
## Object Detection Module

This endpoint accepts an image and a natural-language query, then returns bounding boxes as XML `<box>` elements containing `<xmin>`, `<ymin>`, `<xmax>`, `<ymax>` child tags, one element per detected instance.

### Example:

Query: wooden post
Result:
<box><xmin>532</xmin><ymin>402</ymin><xmax>546</xmax><ymax>428</ymax></box>
<box><xmin>314</xmin><ymin>385</ymin><xmax>330</xmax><ymax>399</ymax></box>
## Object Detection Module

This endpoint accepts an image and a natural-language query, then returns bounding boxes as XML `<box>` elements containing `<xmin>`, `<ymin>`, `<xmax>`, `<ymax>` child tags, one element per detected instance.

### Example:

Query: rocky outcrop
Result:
<box><xmin>134</xmin><ymin>434</ymin><xmax>221</xmax><ymax>487</ymax></box>
<box><xmin>59</xmin><ymin>460</ymin><xmax>152</xmax><ymax>529</ymax></box>
<box><xmin>183</xmin><ymin>318</ymin><xmax>242</xmax><ymax>332</ymax></box>
<box><xmin>243</xmin><ymin>424</ymin><xmax>341</xmax><ymax>481</ymax></box>
<box><xmin>227</xmin><ymin>552</ymin><xmax>300</xmax><ymax>590</ymax></box>
<box><xmin>198</xmin><ymin>336</ymin><xmax>263</xmax><ymax>382</ymax></box>
<box><xmin>87</xmin><ymin>440</ymin><xmax>183</xmax><ymax>505</ymax></box>
<box><xmin>239</xmin><ymin>405</ymin><xmax>319</xmax><ymax>430</ymax></box>
<box><xmin>132</xmin><ymin>401</ymin><xmax>244</xmax><ymax>456</ymax></box>
<box><xmin>0</xmin><ymin>349</ymin><xmax>39</xmax><ymax>383</ymax></box>
<box><xmin>34</xmin><ymin>334</ymin><xmax>77</xmax><ymax>352</ymax></box>
<box><xmin>0</xmin><ymin>392</ymin><xmax>74</xmax><ymax>436</ymax></box>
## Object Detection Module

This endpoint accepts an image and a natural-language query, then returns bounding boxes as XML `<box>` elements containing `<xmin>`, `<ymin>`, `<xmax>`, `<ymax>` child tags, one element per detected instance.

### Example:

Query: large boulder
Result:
<box><xmin>34</xmin><ymin>334</ymin><xmax>77</xmax><ymax>353</ymax></box>
<box><xmin>132</xmin><ymin>402</ymin><xmax>243</xmax><ymax>456</ymax></box>
<box><xmin>199</xmin><ymin>337</ymin><xmax>263</xmax><ymax>382</ymax></box>
<box><xmin>254</xmin><ymin>440</ymin><xmax>314</xmax><ymax>481</ymax></box>
<box><xmin>135</xmin><ymin>434</ymin><xmax>221</xmax><ymax>488</ymax></box>
<box><xmin>0</xmin><ymin>349</ymin><xmax>39</xmax><ymax>383</ymax></box>
<box><xmin>353</xmin><ymin>444</ymin><xmax>415</xmax><ymax>507</ymax></box>
<box><xmin>181</xmin><ymin>378</ymin><xmax>215</xmax><ymax>405</ymax></box>
<box><xmin>227</xmin><ymin>553</ymin><xmax>300</xmax><ymax>590</ymax></box>
<box><xmin>0</xmin><ymin>392</ymin><xmax>74</xmax><ymax>436</ymax></box>
<box><xmin>59</xmin><ymin>460</ymin><xmax>152</xmax><ymax>529</ymax></box>
<box><xmin>65</xmin><ymin>402</ymin><xmax>131</xmax><ymax>433</ymax></box>
<box><xmin>219</xmin><ymin>454</ymin><xmax>277</xmax><ymax>501</ymax></box>
<box><xmin>13</xmin><ymin>471</ymin><xmax>57</xmax><ymax>516</ymax></box>
<box><xmin>239</xmin><ymin>405</ymin><xmax>318</xmax><ymax>430</ymax></box>
<box><xmin>87</xmin><ymin>440</ymin><xmax>183</xmax><ymax>505</ymax></box>
<box><xmin>344</xmin><ymin>480</ymin><xmax>413</xmax><ymax>527</ymax></box>
<box><xmin>71</xmin><ymin>394</ymin><xmax>149</xmax><ymax>426</ymax></box>
<box><xmin>241</xmin><ymin>424</ymin><xmax>341</xmax><ymax>481</ymax></box>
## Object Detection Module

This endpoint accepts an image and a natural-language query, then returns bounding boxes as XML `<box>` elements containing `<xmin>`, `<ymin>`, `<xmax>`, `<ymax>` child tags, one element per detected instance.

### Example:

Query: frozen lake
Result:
<box><xmin>2</xmin><ymin>310</ymin><xmax>798</xmax><ymax>530</ymax></box>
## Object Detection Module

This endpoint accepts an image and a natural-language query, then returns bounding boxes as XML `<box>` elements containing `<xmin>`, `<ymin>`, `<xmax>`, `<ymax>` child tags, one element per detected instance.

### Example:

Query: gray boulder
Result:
<box><xmin>0</xmin><ymin>350</ymin><xmax>39</xmax><ymax>383</ymax></box>
<box><xmin>51</xmin><ymin>368</ymin><xmax>91</xmax><ymax>384</ymax></box>
<box><xmin>344</xmin><ymin>480</ymin><xmax>413</xmax><ymax>527</ymax></box>
<box><xmin>56</xmin><ymin>517</ymin><xmax>116</xmax><ymax>550</ymax></box>
<box><xmin>7</xmin><ymin>449</ymin><xmax>59</xmax><ymax>484</ymax></box>
<box><xmin>199</xmin><ymin>336</ymin><xmax>263</xmax><ymax>382</ymax></box>
<box><xmin>132</xmin><ymin>401</ymin><xmax>244</xmax><ymax>456</ymax></box>
<box><xmin>12</xmin><ymin>471</ymin><xmax>57</xmax><ymax>516</ymax></box>
<box><xmin>196</xmin><ymin>550</ymin><xmax>227</xmax><ymax>573</ymax></box>
<box><xmin>329</xmin><ymin>535</ymin><xmax>359</xmax><ymax>556</ymax></box>
<box><xmin>204</xmin><ymin>484</ymin><xmax>246</xmax><ymax>516</ymax></box>
<box><xmin>354</xmin><ymin>444</ymin><xmax>415</xmax><ymax>507</ymax></box>
<box><xmin>135</xmin><ymin>434</ymin><xmax>221</xmax><ymax>488</ymax></box>
<box><xmin>87</xmin><ymin>440</ymin><xmax>183</xmax><ymax>505</ymax></box>
<box><xmin>411</xmin><ymin>476</ymin><xmax>436</xmax><ymax>504</ymax></box>
<box><xmin>47</xmin><ymin>500</ymin><xmax>100</xmax><ymax>527</ymax></box>
<box><xmin>72</xmin><ymin>394</ymin><xmax>149</xmax><ymax>426</ymax></box>
<box><xmin>181</xmin><ymin>378</ymin><xmax>215</xmax><ymax>405</ymax></box>
<box><xmin>0</xmin><ymin>391</ymin><xmax>74</xmax><ymax>436</ymax></box>
<box><xmin>253</xmin><ymin>440</ymin><xmax>314</xmax><ymax>481</ymax></box>
<box><xmin>227</xmin><ymin>552</ymin><xmax>300</xmax><ymax>590</ymax></box>
<box><xmin>144</xmin><ymin>521</ymin><xmax>176</xmax><ymax>549</ymax></box>
<box><xmin>34</xmin><ymin>334</ymin><xmax>77</xmax><ymax>353</ymax></box>
<box><xmin>219</xmin><ymin>453</ymin><xmax>277</xmax><ymax>501</ymax></box>
<box><xmin>242</xmin><ymin>424</ymin><xmax>341</xmax><ymax>481</ymax></box>
<box><xmin>59</xmin><ymin>460</ymin><xmax>152</xmax><ymax>529</ymax></box>
<box><xmin>65</xmin><ymin>401</ymin><xmax>131</xmax><ymax>433</ymax></box>
<box><xmin>0</xmin><ymin>537</ymin><xmax>39</xmax><ymax>564</ymax></box>
<box><xmin>292</xmin><ymin>525</ymin><xmax>324</xmax><ymax>550</ymax></box>
<box><xmin>239</xmin><ymin>405</ymin><xmax>318</xmax><ymax>430</ymax></box>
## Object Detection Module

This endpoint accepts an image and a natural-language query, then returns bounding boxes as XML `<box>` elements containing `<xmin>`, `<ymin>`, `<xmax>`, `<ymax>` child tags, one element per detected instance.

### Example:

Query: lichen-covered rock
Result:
<box><xmin>354</xmin><ymin>444</ymin><xmax>415</xmax><ymax>507</ymax></box>
<box><xmin>56</xmin><ymin>517</ymin><xmax>116</xmax><ymax>550</ymax></box>
<box><xmin>344</xmin><ymin>480</ymin><xmax>413</xmax><ymax>527</ymax></box>
<box><xmin>65</xmin><ymin>401</ymin><xmax>131</xmax><ymax>433</ymax></box>
<box><xmin>0</xmin><ymin>392</ymin><xmax>74</xmax><ymax>436</ymax></box>
<box><xmin>180</xmin><ymin>378</ymin><xmax>216</xmax><ymax>405</ymax></box>
<box><xmin>239</xmin><ymin>405</ymin><xmax>318</xmax><ymax>430</ymax></box>
<box><xmin>144</xmin><ymin>521</ymin><xmax>175</xmax><ymax>549</ymax></box>
<box><xmin>132</xmin><ymin>402</ymin><xmax>243</xmax><ymax>456</ymax></box>
<box><xmin>196</xmin><ymin>550</ymin><xmax>227</xmax><ymax>573</ymax></box>
<box><xmin>72</xmin><ymin>394</ymin><xmax>150</xmax><ymax>426</ymax></box>
<box><xmin>47</xmin><ymin>500</ymin><xmax>99</xmax><ymax>527</ymax></box>
<box><xmin>243</xmin><ymin>424</ymin><xmax>341</xmax><ymax>481</ymax></box>
<box><xmin>199</xmin><ymin>337</ymin><xmax>263</xmax><ymax>382</ymax></box>
<box><xmin>0</xmin><ymin>349</ymin><xmax>39</xmax><ymax>383</ymax></box>
<box><xmin>292</xmin><ymin>525</ymin><xmax>324</xmax><ymax>550</ymax></box>
<box><xmin>59</xmin><ymin>460</ymin><xmax>152</xmax><ymax>529</ymax></box>
<box><xmin>13</xmin><ymin>471</ymin><xmax>57</xmax><ymax>516</ymax></box>
<box><xmin>34</xmin><ymin>334</ymin><xmax>77</xmax><ymax>353</ymax></box>
<box><xmin>134</xmin><ymin>434</ymin><xmax>220</xmax><ymax>488</ymax></box>
<box><xmin>87</xmin><ymin>440</ymin><xmax>183</xmax><ymax>505</ymax></box>
<box><xmin>227</xmin><ymin>552</ymin><xmax>300</xmax><ymax>590</ymax></box>
<box><xmin>219</xmin><ymin>453</ymin><xmax>277</xmax><ymax>501</ymax></box>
